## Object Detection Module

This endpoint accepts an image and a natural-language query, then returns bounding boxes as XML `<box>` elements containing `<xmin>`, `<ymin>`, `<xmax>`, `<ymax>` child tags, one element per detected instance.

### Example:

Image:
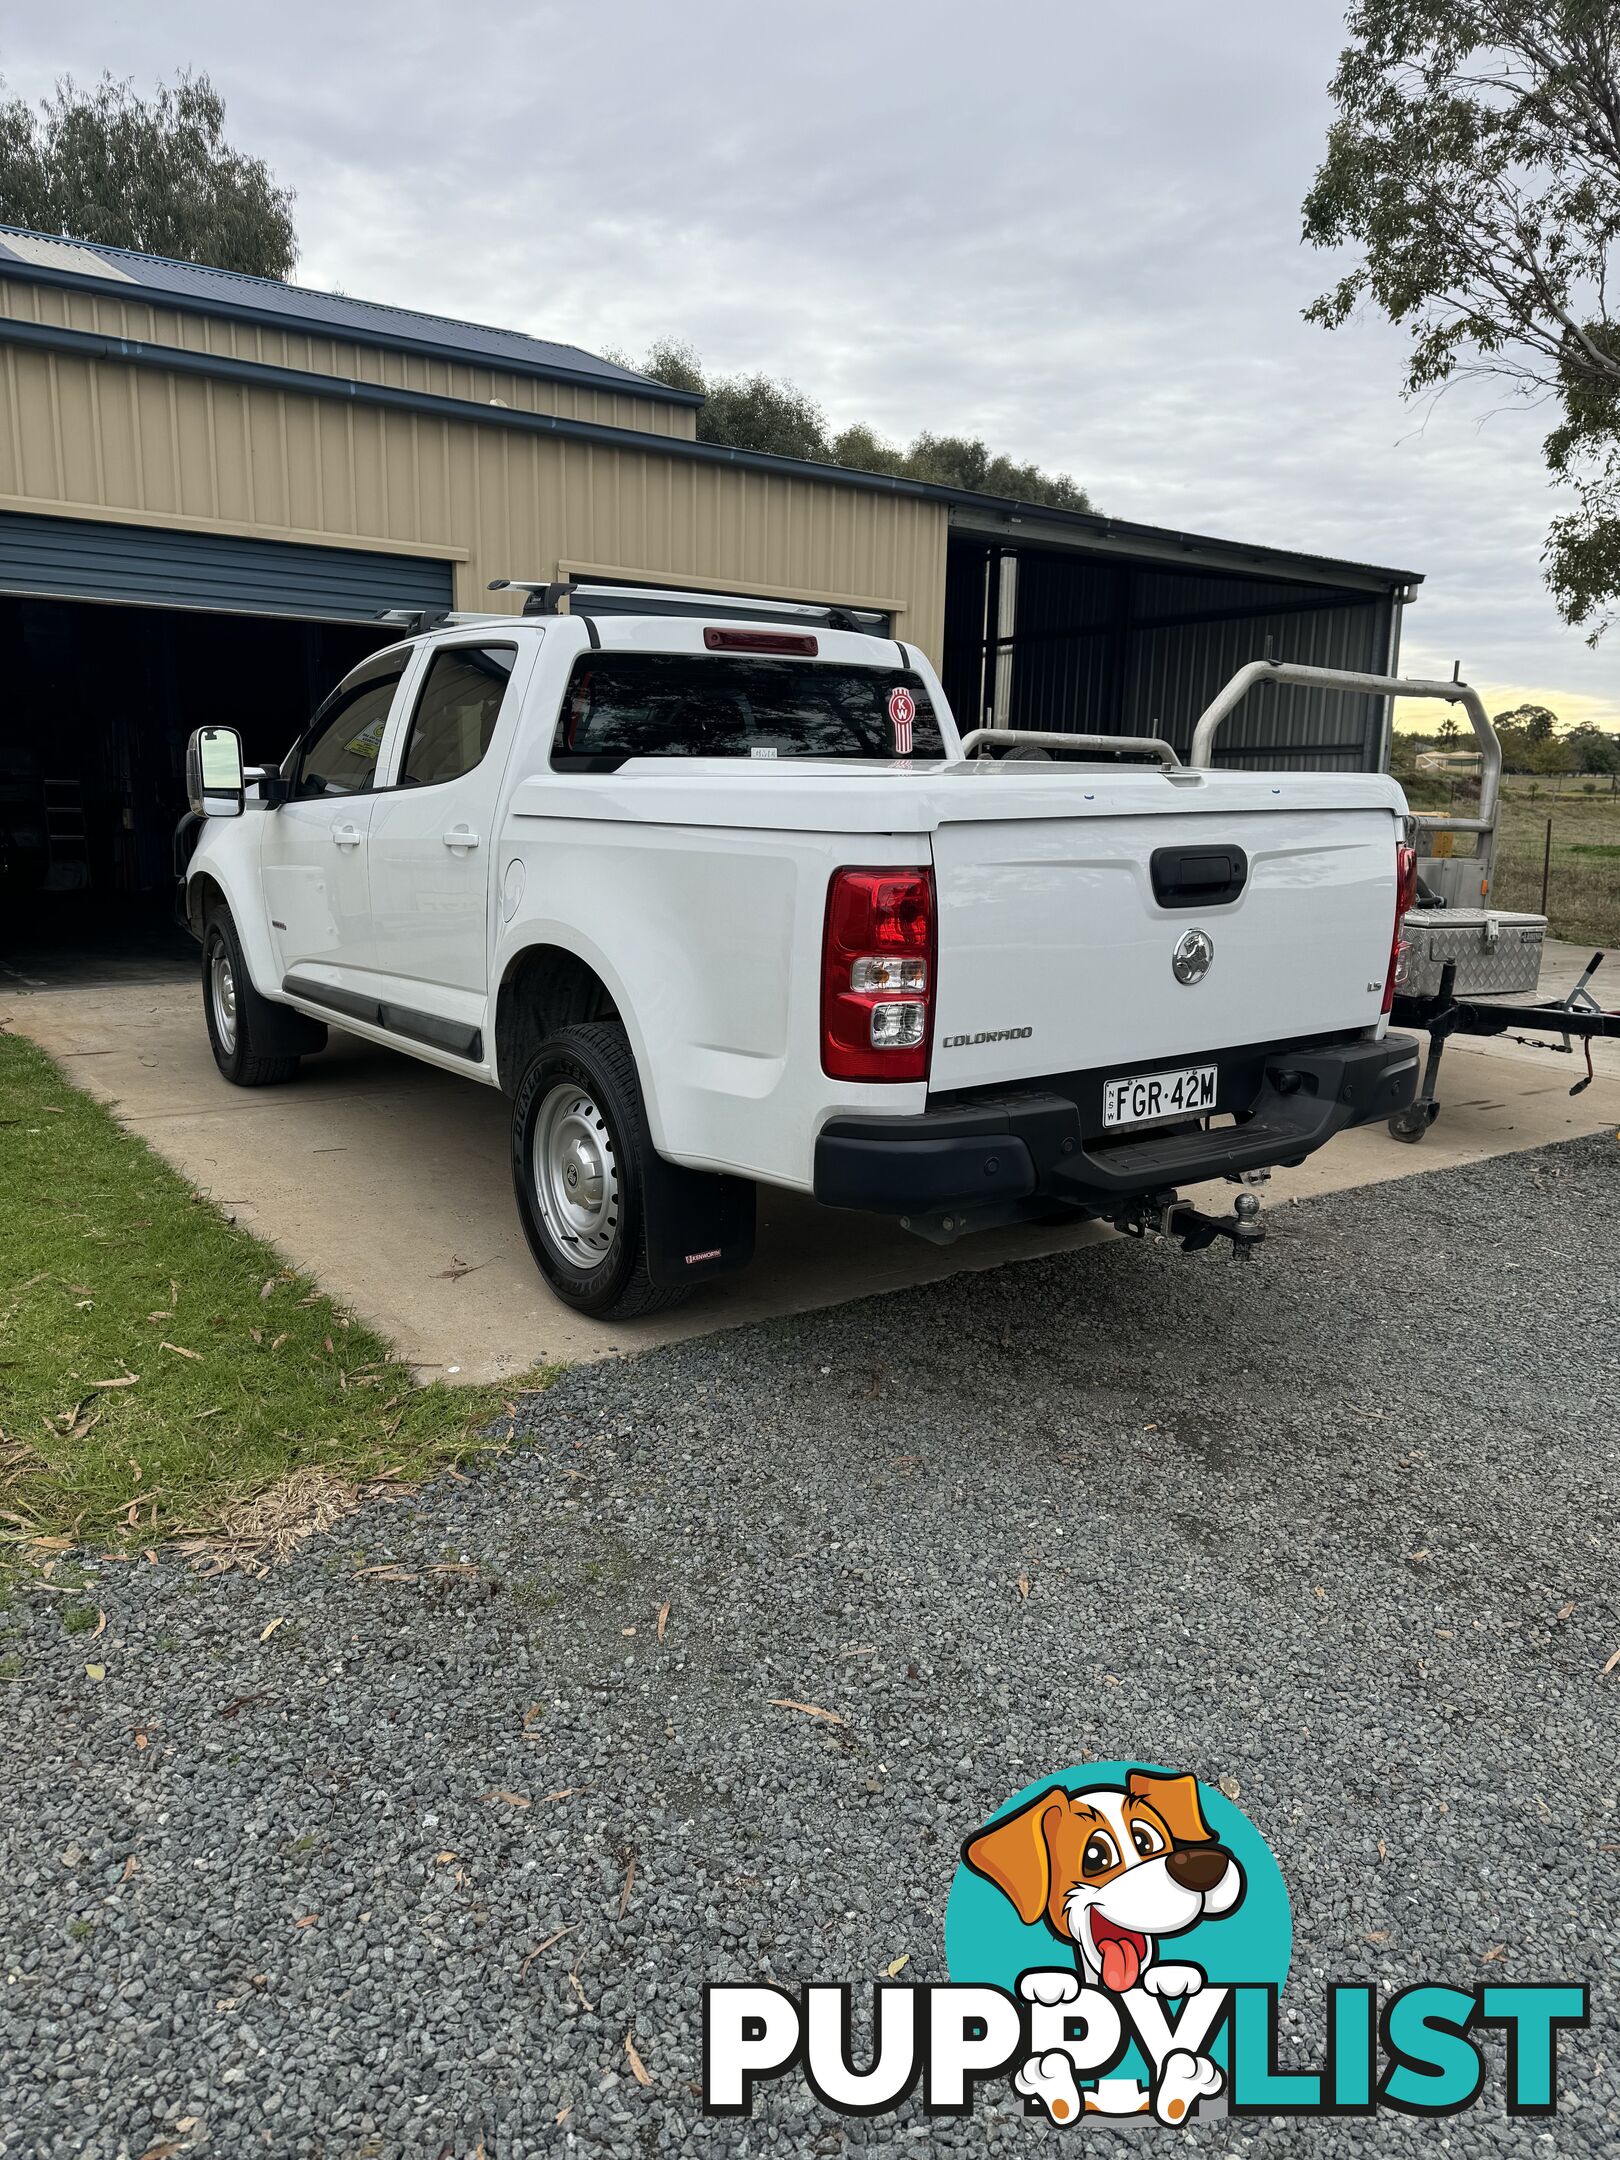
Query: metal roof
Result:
<box><xmin>0</xmin><ymin>225</ymin><xmax>699</xmax><ymax>405</ymax></box>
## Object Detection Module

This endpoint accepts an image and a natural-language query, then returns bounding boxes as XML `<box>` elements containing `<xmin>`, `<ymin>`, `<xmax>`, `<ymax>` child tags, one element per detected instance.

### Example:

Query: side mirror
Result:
<box><xmin>186</xmin><ymin>727</ymin><xmax>245</xmax><ymax>818</ymax></box>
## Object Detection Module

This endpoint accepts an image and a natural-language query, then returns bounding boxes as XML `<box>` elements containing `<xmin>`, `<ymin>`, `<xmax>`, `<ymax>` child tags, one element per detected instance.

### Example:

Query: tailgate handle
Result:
<box><xmin>1151</xmin><ymin>845</ymin><xmax>1247</xmax><ymax>909</ymax></box>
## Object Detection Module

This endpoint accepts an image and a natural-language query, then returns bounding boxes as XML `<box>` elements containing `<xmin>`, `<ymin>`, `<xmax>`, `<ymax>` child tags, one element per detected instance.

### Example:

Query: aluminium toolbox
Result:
<box><xmin>1396</xmin><ymin>907</ymin><xmax>1546</xmax><ymax>998</ymax></box>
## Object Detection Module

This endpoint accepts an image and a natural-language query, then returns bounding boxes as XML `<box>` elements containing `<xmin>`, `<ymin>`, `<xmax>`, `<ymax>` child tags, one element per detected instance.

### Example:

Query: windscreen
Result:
<box><xmin>550</xmin><ymin>653</ymin><xmax>946</xmax><ymax>770</ymax></box>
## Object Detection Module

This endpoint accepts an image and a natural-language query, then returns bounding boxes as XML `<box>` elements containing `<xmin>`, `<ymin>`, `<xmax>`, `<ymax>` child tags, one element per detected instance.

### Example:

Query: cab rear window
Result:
<box><xmin>550</xmin><ymin>653</ymin><xmax>944</xmax><ymax>770</ymax></box>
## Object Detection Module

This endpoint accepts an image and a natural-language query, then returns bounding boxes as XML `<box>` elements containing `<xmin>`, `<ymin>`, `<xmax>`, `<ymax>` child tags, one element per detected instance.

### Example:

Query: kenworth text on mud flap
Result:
<box><xmin>175</xmin><ymin>581</ymin><xmax>1420</xmax><ymax>1318</ymax></box>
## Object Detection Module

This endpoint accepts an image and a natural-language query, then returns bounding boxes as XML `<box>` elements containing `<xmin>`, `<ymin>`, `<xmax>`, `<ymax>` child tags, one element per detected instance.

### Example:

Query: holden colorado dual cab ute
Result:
<box><xmin>177</xmin><ymin>580</ymin><xmax>1419</xmax><ymax>1318</ymax></box>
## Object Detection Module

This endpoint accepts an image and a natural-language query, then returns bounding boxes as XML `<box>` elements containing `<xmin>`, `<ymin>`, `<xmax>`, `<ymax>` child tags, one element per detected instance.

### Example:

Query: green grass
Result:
<box><xmin>0</xmin><ymin>1029</ymin><xmax>553</xmax><ymax>1549</ymax></box>
<box><xmin>1399</xmin><ymin>770</ymin><xmax>1620</xmax><ymax>946</ymax></box>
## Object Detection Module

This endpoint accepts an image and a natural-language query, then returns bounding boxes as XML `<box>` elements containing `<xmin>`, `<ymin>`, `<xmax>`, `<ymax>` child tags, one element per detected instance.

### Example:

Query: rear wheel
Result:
<box><xmin>511</xmin><ymin>1021</ymin><xmax>685</xmax><ymax>1320</ymax></box>
<box><xmin>202</xmin><ymin>908</ymin><xmax>302</xmax><ymax>1087</ymax></box>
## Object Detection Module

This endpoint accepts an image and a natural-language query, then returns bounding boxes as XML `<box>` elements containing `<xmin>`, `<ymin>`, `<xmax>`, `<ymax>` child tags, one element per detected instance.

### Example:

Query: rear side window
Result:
<box><xmin>294</xmin><ymin>668</ymin><xmax>405</xmax><ymax>797</ymax></box>
<box><xmin>399</xmin><ymin>645</ymin><xmax>517</xmax><ymax>787</ymax></box>
<box><xmin>550</xmin><ymin>654</ymin><xmax>945</xmax><ymax>770</ymax></box>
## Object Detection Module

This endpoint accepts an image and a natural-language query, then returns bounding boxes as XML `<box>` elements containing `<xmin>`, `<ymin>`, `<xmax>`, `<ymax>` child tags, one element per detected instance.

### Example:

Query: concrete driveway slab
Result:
<box><xmin>7</xmin><ymin>947</ymin><xmax>1619</xmax><ymax>1381</ymax></box>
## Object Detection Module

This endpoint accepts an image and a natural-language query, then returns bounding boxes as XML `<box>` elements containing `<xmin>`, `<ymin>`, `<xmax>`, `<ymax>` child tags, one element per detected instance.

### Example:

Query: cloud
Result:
<box><xmin>4</xmin><ymin>0</ymin><xmax>1614</xmax><ymax>726</ymax></box>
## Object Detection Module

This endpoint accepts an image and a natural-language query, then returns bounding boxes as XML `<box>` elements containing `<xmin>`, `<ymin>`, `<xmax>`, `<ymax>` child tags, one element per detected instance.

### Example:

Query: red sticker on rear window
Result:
<box><xmin>888</xmin><ymin>685</ymin><xmax>916</xmax><ymax>755</ymax></box>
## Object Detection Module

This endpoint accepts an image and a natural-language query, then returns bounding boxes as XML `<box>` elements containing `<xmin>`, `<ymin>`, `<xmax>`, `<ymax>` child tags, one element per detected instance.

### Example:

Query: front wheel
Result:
<box><xmin>511</xmin><ymin>1022</ymin><xmax>685</xmax><ymax>1320</ymax></box>
<box><xmin>202</xmin><ymin>908</ymin><xmax>303</xmax><ymax>1087</ymax></box>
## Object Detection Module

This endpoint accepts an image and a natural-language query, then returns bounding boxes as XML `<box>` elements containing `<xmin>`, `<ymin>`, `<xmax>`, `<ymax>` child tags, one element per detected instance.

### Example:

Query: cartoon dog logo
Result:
<box><xmin>963</xmin><ymin>1767</ymin><xmax>1244</xmax><ymax>1992</ymax></box>
<box><xmin>962</xmin><ymin>1768</ymin><xmax>1246</xmax><ymax>2124</ymax></box>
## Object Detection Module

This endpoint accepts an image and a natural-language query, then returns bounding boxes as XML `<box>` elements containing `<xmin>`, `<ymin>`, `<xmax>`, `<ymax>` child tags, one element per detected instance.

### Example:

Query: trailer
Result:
<box><xmin>1190</xmin><ymin>660</ymin><xmax>1620</xmax><ymax>1143</ymax></box>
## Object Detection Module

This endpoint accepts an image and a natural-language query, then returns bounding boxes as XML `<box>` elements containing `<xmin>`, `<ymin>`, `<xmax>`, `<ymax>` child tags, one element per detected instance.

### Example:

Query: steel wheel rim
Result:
<box><xmin>210</xmin><ymin>944</ymin><xmax>238</xmax><ymax>1055</ymax></box>
<box><xmin>531</xmin><ymin>1080</ymin><xmax>620</xmax><ymax>1273</ymax></box>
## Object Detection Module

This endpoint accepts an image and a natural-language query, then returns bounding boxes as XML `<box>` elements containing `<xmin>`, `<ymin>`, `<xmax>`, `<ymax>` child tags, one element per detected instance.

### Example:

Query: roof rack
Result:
<box><xmin>374</xmin><ymin>606</ymin><xmax>512</xmax><ymax>635</ymax></box>
<box><xmin>487</xmin><ymin>577</ymin><xmax>889</xmax><ymax>634</ymax></box>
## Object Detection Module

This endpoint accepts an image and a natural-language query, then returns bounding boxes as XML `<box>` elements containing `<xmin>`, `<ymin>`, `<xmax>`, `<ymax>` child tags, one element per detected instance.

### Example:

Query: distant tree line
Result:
<box><xmin>1399</xmin><ymin>702</ymin><xmax>1620</xmax><ymax>777</ymax></box>
<box><xmin>615</xmin><ymin>339</ymin><xmax>1094</xmax><ymax>510</ymax></box>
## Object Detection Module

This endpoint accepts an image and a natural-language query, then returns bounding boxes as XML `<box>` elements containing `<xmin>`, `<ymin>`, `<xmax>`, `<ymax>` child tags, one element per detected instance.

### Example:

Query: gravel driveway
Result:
<box><xmin>3</xmin><ymin>1135</ymin><xmax>1617</xmax><ymax>2158</ymax></box>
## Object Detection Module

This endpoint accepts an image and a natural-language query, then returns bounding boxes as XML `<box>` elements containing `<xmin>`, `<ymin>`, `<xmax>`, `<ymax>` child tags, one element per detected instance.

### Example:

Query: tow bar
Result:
<box><xmin>1114</xmin><ymin>1185</ymin><xmax>1266</xmax><ymax>1259</ymax></box>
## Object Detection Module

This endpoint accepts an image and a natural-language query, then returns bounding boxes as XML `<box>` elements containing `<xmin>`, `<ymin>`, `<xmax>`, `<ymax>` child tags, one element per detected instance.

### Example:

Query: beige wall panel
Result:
<box><xmin>281</xmin><ymin>396</ymin><xmax>321</xmax><ymax>532</ymax></box>
<box><xmin>0</xmin><ymin>275</ymin><xmax>695</xmax><ymax>439</ymax></box>
<box><xmin>348</xmin><ymin>404</ymin><xmax>388</xmax><ymax>538</ymax></box>
<box><xmin>0</xmin><ymin>346</ymin><xmax>947</xmax><ymax>654</ymax></box>
<box><xmin>129</xmin><ymin>373</ymin><xmax>176</xmax><ymax>516</ymax></box>
<box><xmin>97</xmin><ymin>368</ymin><xmax>143</xmax><ymax>508</ymax></box>
<box><xmin>53</xmin><ymin>354</ymin><xmax>102</xmax><ymax>505</ymax></box>
<box><xmin>207</xmin><ymin>383</ymin><xmax>253</xmax><ymax>523</ymax></box>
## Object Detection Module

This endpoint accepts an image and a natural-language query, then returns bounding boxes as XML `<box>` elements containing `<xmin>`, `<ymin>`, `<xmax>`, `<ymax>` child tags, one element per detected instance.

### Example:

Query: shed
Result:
<box><xmin>0</xmin><ymin>224</ymin><xmax>1420</xmax><ymax>919</ymax></box>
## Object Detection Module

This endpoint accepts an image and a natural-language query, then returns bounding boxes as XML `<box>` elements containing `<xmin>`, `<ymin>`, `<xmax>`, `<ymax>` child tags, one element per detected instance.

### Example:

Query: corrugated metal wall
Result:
<box><xmin>951</xmin><ymin>543</ymin><xmax>1395</xmax><ymax>770</ymax></box>
<box><xmin>0</xmin><ymin>275</ymin><xmax>695</xmax><ymax>440</ymax></box>
<box><xmin>0</xmin><ymin>510</ymin><xmax>452</xmax><ymax>619</ymax></box>
<box><xmin>0</xmin><ymin>338</ymin><xmax>950</xmax><ymax>645</ymax></box>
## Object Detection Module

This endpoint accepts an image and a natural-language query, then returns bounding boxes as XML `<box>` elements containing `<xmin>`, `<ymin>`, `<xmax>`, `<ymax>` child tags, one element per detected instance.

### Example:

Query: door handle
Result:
<box><xmin>442</xmin><ymin>826</ymin><xmax>480</xmax><ymax>850</ymax></box>
<box><xmin>332</xmin><ymin>823</ymin><xmax>365</xmax><ymax>850</ymax></box>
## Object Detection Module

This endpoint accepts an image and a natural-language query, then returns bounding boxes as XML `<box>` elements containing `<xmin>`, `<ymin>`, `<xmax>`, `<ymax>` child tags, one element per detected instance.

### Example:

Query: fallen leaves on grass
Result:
<box><xmin>174</xmin><ymin>1468</ymin><xmax>392</xmax><ymax>1576</ymax></box>
<box><xmin>770</xmin><ymin>1698</ymin><xmax>844</xmax><ymax>1725</ymax></box>
<box><xmin>159</xmin><ymin>1342</ymin><xmax>202</xmax><ymax>1362</ymax></box>
<box><xmin>88</xmin><ymin>1374</ymin><xmax>138</xmax><ymax>1390</ymax></box>
<box><xmin>624</xmin><ymin>2030</ymin><xmax>652</xmax><ymax>2087</ymax></box>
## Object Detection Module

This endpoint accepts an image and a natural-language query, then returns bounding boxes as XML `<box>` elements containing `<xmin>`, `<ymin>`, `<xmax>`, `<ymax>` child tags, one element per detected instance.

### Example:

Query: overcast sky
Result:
<box><xmin>6</xmin><ymin>0</ymin><xmax>1616</xmax><ymax>728</ymax></box>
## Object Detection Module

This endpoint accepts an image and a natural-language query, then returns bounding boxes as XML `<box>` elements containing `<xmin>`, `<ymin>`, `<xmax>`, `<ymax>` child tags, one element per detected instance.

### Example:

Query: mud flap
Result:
<box><xmin>640</xmin><ymin>1155</ymin><xmax>756</xmax><ymax>1291</ymax></box>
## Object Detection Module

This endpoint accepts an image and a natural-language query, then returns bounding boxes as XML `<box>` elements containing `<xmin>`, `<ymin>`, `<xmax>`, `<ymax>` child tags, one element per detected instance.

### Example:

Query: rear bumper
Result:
<box><xmin>813</xmin><ymin>1033</ymin><xmax>1419</xmax><ymax>1220</ymax></box>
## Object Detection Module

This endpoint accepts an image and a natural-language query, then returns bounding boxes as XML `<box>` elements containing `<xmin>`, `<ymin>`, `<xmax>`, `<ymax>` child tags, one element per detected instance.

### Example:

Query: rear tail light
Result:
<box><xmin>1383</xmin><ymin>841</ymin><xmax>1418</xmax><ymax>1013</ymax></box>
<box><xmin>821</xmin><ymin>868</ymin><xmax>935</xmax><ymax>1080</ymax></box>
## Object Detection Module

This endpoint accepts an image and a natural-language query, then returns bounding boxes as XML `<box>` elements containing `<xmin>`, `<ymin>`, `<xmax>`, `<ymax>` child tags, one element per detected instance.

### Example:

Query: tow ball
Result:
<box><xmin>1115</xmin><ymin>1186</ymin><xmax>1266</xmax><ymax>1259</ymax></box>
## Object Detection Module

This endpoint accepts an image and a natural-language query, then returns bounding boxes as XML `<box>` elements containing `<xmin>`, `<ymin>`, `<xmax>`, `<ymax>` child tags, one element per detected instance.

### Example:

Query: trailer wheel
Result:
<box><xmin>1387</xmin><ymin>1105</ymin><xmax>1435</xmax><ymax>1143</ymax></box>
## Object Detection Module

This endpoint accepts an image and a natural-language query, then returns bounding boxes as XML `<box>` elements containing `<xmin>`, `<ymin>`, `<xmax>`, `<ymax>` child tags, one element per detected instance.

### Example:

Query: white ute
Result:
<box><xmin>177</xmin><ymin>580</ymin><xmax>1419</xmax><ymax>1317</ymax></box>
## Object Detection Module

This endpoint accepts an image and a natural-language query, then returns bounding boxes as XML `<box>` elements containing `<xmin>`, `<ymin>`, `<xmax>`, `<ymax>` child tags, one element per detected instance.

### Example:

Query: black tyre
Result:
<box><xmin>510</xmin><ymin>1021</ymin><xmax>686</xmax><ymax>1320</ymax></box>
<box><xmin>202</xmin><ymin>907</ymin><xmax>303</xmax><ymax>1087</ymax></box>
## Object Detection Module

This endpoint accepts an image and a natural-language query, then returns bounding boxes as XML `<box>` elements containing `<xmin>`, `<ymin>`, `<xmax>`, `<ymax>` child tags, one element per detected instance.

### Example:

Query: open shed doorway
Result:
<box><xmin>941</xmin><ymin>532</ymin><xmax>1402</xmax><ymax>771</ymax></box>
<box><xmin>0</xmin><ymin>597</ymin><xmax>389</xmax><ymax>983</ymax></box>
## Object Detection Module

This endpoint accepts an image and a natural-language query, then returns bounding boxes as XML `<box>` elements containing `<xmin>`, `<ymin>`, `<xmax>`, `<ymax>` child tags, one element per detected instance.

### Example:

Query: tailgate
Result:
<box><xmin>929</xmin><ymin>803</ymin><xmax>1398</xmax><ymax>1090</ymax></box>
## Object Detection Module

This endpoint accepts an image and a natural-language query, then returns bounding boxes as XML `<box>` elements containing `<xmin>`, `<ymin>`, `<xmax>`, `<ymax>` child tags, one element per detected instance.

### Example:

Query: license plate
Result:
<box><xmin>1102</xmin><ymin>1063</ymin><xmax>1218</xmax><ymax>1128</ymax></box>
